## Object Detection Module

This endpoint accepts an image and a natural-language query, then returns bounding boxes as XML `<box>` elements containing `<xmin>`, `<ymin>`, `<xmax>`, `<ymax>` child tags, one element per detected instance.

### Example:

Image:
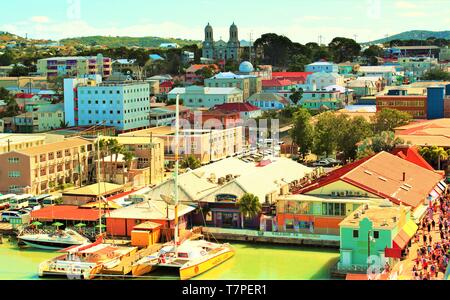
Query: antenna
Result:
<box><xmin>249</xmin><ymin>31</ymin><xmax>254</xmax><ymax>65</ymax></box>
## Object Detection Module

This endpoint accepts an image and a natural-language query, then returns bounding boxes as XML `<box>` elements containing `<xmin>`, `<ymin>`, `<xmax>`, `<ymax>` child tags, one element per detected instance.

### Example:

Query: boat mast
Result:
<box><xmin>174</xmin><ymin>94</ymin><xmax>180</xmax><ymax>249</ymax></box>
<box><xmin>97</xmin><ymin>132</ymin><xmax>102</xmax><ymax>237</ymax></box>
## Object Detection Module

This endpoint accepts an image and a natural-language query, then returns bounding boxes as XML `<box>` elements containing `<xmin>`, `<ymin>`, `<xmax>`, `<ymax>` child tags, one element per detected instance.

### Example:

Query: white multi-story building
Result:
<box><xmin>168</xmin><ymin>86</ymin><xmax>244</xmax><ymax>108</ymax></box>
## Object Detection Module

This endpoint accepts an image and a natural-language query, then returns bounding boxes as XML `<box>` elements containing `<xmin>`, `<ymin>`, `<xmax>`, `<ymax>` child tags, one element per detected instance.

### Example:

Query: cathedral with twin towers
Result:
<box><xmin>202</xmin><ymin>22</ymin><xmax>244</xmax><ymax>62</ymax></box>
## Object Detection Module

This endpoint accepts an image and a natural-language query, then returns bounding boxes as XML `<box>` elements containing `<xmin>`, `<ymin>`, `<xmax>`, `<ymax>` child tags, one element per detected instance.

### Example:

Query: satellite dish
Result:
<box><xmin>161</xmin><ymin>194</ymin><xmax>175</xmax><ymax>205</ymax></box>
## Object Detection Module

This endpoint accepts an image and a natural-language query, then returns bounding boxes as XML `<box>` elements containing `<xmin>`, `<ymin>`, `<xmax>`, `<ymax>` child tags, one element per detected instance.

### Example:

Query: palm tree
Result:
<box><xmin>106</xmin><ymin>139</ymin><xmax>120</xmax><ymax>182</ymax></box>
<box><xmin>122</xmin><ymin>151</ymin><xmax>134</xmax><ymax>184</ymax></box>
<box><xmin>180</xmin><ymin>155</ymin><xmax>201</xmax><ymax>170</ymax></box>
<box><xmin>419</xmin><ymin>146</ymin><xmax>448</xmax><ymax>170</ymax></box>
<box><xmin>431</xmin><ymin>146</ymin><xmax>448</xmax><ymax>170</ymax></box>
<box><xmin>94</xmin><ymin>138</ymin><xmax>110</xmax><ymax>182</ymax></box>
<box><xmin>236</xmin><ymin>193</ymin><xmax>262</xmax><ymax>229</ymax></box>
<box><xmin>111</xmin><ymin>143</ymin><xmax>125</xmax><ymax>183</ymax></box>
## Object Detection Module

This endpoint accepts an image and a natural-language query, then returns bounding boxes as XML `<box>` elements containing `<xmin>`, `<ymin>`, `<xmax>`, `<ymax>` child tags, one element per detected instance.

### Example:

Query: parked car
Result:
<box><xmin>1</xmin><ymin>210</ymin><xmax>25</xmax><ymax>222</ymax></box>
<box><xmin>312</xmin><ymin>160</ymin><xmax>331</xmax><ymax>167</ymax></box>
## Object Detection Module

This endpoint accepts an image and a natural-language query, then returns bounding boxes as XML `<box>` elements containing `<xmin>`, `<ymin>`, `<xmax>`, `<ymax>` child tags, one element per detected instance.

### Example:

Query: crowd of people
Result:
<box><xmin>412</xmin><ymin>195</ymin><xmax>450</xmax><ymax>280</ymax></box>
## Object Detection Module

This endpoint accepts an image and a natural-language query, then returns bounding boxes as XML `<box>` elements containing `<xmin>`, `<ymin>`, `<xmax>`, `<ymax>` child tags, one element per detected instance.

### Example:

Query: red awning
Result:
<box><xmin>385</xmin><ymin>247</ymin><xmax>402</xmax><ymax>259</ymax></box>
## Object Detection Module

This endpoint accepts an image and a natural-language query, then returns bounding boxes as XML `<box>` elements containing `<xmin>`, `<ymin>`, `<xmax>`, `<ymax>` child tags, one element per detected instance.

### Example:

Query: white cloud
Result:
<box><xmin>395</xmin><ymin>1</ymin><xmax>418</xmax><ymax>9</ymax></box>
<box><xmin>30</xmin><ymin>16</ymin><xmax>50</xmax><ymax>24</ymax></box>
<box><xmin>398</xmin><ymin>11</ymin><xmax>426</xmax><ymax>17</ymax></box>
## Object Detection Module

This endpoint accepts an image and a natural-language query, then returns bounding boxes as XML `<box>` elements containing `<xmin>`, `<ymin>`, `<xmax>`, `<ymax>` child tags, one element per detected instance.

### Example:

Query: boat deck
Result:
<box><xmin>0</xmin><ymin>223</ymin><xmax>14</xmax><ymax>235</ymax></box>
<box><xmin>100</xmin><ymin>244</ymin><xmax>163</xmax><ymax>276</ymax></box>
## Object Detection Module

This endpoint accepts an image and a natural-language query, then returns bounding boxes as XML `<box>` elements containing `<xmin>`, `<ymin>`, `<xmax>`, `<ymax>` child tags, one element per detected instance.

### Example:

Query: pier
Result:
<box><xmin>200</xmin><ymin>227</ymin><xmax>340</xmax><ymax>248</ymax></box>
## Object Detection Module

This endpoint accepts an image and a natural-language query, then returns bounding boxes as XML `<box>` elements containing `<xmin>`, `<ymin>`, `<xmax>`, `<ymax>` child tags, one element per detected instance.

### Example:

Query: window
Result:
<box><xmin>285</xmin><ymin>220</ymin><xmax>294</xmax><ymax>230</ymax></box>
<box><xmin>353</xmin><ymin>230</ymin><xmax>359</xmax><ymax>238</ymax></box>
<box><xmin>8</xmin><ymin>171</ymin><xmax>20</xmax><ymax>178</ymax></box>
<box><xmin>373</xmin><ymin>231</ymin><xmax>379</xmax><ymax>239</ymax></box>
<box><xmin>8</xmin><ymin>158</ymin><xmax>20</xmax><ymax>164</ymax></box>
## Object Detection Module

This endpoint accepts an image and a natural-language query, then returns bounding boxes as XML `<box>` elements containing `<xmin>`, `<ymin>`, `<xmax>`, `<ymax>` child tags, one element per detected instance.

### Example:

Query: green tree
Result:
<box><xmin>362</xmin><ymin>45</ymin><xmax>384</xmax><ymax>66</ymax></box>
<box><xmin>194</xmin><ymin>65</ymin><xmax>216</xmax><ymax>82</ymax></box>
<box><xmin>328</xmin><ymin>37</ymin><xmax>361</xmax><ymax>63</ymax></box>
<box><xmin>313</xmin><ymin>112</ymin><xmax>344</xmax><ymax>157</ymax></box>
<box><xmin>338</xmin><ymin>116</ymin><xmax>373</xmax><ymax>161</ymax></box>
<box><xmin>422</xmin><ymin>68</ymin><xmax>450</xmax><ymax>81</ymax></box>
<box><xmin>9</xmin><ymin>64</ymin><xmax>30</xmax><ymax>77</ymax></box>
<box><xmin>0</xmin><ymin>51</ymin><xmax>13</xmax><ymax>66</ymax></box>
<box><xmin>180</xmin><ymin>155</ymin><xmax>202</xmax><ymax>170</ymax></box>
<box><xmin>289</xmin><ymin>88</ymin><xmax>304</xmax><ymax>106</ymax></box>
<box><xmin>287</xmin><ymin>54</ymin><xmax>311</xmax><ymax>72</ymax></box>
<box><xmin>371</xmin><ymin>109</ymin><xmax>412</xmax><ymax>133</ymax></box>
<box><xmin>254</xmin><ymin>33</ymin><xmax>293</xmax><ymax>67</ymax></box>
<box><xmin>290</xmin><ymin>108</ymin><xmax>314</xmax><ymax>157</ymax></box>
<box><xmin>357</xmin><ymin>131</ymin><xmax>405</xmax><ymax>159</ymax></box>
<box><xmin>236</xmin><ymin>193</ymin><xmax>262</xmax><ymax>229</ymax></box>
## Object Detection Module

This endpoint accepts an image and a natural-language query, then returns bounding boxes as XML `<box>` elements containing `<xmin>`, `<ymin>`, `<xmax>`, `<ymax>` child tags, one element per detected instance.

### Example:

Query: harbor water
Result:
<box><xmin>0</xmin><ymin>240</ymin><xmax>339</xmax><ymax>280</ymax></box>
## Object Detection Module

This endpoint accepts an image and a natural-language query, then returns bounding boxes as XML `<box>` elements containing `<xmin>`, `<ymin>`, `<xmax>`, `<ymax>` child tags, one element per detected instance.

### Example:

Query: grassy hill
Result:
<box><xmin>366</xmin><ymin>30</ymin><xmax>450</xmax><ymax>45</ymax></box>
<box><xmin>60</xmin><ymin>36</ymin><xmax>201</xmax><ymax>48</ymax></box>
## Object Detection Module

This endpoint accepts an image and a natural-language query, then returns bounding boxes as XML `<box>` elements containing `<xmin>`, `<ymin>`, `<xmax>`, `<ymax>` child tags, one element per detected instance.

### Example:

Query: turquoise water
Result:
<box><xmin>0</xmin><ymin>239</ymin><xmax>339</xmax><ymax>280</ymax></box>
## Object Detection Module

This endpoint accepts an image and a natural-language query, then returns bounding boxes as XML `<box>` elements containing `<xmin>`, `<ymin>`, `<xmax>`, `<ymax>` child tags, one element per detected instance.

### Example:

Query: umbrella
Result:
<box><xmin>31</xmin><ymin>221</ymin><xmax>43</xmax><ymax>226</ymax></box>
<box><xmin>75</xmin><ymin>223</ymin><xmax>86</xmax><ymax>228</ymax></box>
<box><xmin>52</xmin><ymin>222</ymin><xmax>64</xmax><ymax>229</ymax></box>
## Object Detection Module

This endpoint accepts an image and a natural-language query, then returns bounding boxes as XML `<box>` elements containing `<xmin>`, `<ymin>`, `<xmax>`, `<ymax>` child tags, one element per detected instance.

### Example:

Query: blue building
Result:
<box><xmin>247</xmin><ymin>92</ymin><xmax>290</xmax><ymax>111</ymax></box>
<box><xmin>427</xmin><ymin>86</ymin><xmax>446</xmax><ymax>120</ymax></box>
<box><xmin>75</xmin><ymin>82</ymin><xmax>151</xmax><ymax>132</ymax></box>
<box><xmin>305</xmin><ymin>61</ymin><xmax>338</xmax><ymax>73</ymax></box>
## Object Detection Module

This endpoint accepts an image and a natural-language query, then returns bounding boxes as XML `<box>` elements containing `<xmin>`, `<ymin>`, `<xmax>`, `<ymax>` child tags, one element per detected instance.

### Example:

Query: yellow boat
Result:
<box><xmin>179</xmin><ymin>243</ymin><xmax>235</xmax><ymax>280</ymax></box>
<box><xmin>131</xmin><ymin>239</ymin><xmax>235</xmax><ymax>280</ymax></box>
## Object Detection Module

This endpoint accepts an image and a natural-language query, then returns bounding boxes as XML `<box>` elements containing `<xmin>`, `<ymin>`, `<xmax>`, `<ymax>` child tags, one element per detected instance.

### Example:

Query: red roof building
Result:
<box><xmin>159</xmin><ymin>81</ymin><xmax>174</xmax><ymax>95</ymax></box>
<box><xmin>297</xmin><ymin>151</ymin><xmax>444</xmax><ymax>209</ymax></box>
<box><xmin>15</xmin><ymin>93</ymin><xmax>35</xmax><ymax>99</ymax></box>
<box><xmin>262</xmin><ymin>78</ymin><xmax>294</xmax><ymax>87</ymax></box>
<box><xmin>30</xmin><ymin>206</ymin><xmax>103</xmax><ymax>223</ymax></box>
<box><xmin>213</xmin><ymin>102</ymin><xmax>261</xmax><ymax>112</ymax></box>
<box><xmin>272</xmin><ymin>72</ymin><xmax>313</xmax><ymax>84</ymax></box>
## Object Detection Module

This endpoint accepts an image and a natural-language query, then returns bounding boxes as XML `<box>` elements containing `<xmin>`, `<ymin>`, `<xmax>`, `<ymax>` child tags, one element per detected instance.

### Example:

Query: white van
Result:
<box><xmin>10</xmin><ymin>194</ymin><xmax>33</xmax><ymax>210</ymax></box>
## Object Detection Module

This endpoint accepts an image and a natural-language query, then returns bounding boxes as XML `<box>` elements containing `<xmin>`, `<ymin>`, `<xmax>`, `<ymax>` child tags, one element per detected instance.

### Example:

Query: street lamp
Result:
<box><xmin>367</xmin><ymin>230</ymin><xmax>376</xmax><ymax>267</ymax></box>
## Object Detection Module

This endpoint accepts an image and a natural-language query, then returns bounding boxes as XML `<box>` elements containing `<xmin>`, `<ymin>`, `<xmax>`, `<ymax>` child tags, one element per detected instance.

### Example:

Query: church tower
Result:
<box><xmin>227</xmin><ymin>22</ymin><xmax>240</xmax><ymax>61</ymax></box>
<box><xmin>203</xmin><ymin>23</ymin><xmax>215</xmax><ymax>59</ymax></box>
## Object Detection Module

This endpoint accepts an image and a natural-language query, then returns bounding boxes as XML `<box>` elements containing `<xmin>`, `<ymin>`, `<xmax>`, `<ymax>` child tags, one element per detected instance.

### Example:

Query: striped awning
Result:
<box><xmin>393</xmin><ymin>220</ymin><xmax>418</xmax><ymax>250</ymax></box>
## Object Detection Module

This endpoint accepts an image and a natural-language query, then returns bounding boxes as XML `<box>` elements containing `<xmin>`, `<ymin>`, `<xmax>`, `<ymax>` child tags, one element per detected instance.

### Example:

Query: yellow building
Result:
<box><xmin>0</xmin><ymin>134</ymin><xmax>47</xmax><ymax>154</ymax></box>
<box><xmin>37</xmin><ymin>55</ymin><xmax>112</xmax><ymax>79</ymax></box>
<box><xmin>120</xmin><ymin>126</ymin><xmax>244</xmax><ymax>164</ymax></box>
<box><xmin>0</xmin><ymin>137</ymin><xmax>94</xmax><ymax>194</ymax></box>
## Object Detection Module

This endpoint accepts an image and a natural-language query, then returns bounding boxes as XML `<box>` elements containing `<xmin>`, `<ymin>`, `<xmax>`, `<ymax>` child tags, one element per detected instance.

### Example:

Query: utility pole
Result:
<box><xmin>96</xmin><ymin>133</ymin><xmax>102</xmax><ymax>236</ymax></box>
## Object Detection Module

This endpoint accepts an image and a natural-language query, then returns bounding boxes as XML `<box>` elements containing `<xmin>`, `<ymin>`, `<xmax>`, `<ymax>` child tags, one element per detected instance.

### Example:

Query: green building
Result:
<box><xmin>338</xmin><ymin>204</ymin><xmax>417</xmax><ymax>273</ymax></box>
<box><xmin>13</xmin><ymin>103</ymin><xmax>65</xmax><ymax>133</ymax></box>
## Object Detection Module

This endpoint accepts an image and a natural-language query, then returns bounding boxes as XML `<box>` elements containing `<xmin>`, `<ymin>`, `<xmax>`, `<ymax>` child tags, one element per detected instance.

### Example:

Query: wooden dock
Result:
<box><xmin>0</xmin><ymin>223</ymin><xmax>15</xmax><ymax>236</ymax></box>
<box><xmin>100</xmin><ymin>244</ymin><xmax>163</xmax><ymax>277</ymax></box>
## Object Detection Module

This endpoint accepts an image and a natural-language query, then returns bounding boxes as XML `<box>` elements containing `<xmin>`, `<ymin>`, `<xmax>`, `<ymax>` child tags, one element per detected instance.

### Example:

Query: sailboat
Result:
<box><xmin>131</xmin><ymin>95</ymin><xmax>235</xmax><ymax>280</ymax></box>
<box><xmin>38</xmin><ymin>127</ymin><xmax>137</xmax><ymax>279</ymax></box>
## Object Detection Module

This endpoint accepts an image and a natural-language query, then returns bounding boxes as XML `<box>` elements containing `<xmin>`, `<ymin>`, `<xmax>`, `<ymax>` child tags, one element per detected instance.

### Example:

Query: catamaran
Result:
<box><xmin>18</xmin><ymin>228</ymin><xmax>91</xmax><ymax>250</ymax></box>
<box><xmin>38</xmin><ymin>238</ymin><xmax>137</xmax><ymax>280</ymax></box>
<box><xmin>131</xmin><ymin>95</ymin><xmax>235</xmax><ymax>280</ymax></box>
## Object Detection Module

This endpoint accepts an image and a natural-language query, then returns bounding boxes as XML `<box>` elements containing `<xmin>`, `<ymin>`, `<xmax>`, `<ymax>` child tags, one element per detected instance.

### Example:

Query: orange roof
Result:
<box><xmin>299</xmin><ymin>151</ymin><xmax>443</xmax><ymax>208</ymax></box>
<box><xmin>31</xmin><ymin>206</ymin><xmax>102</xmax><ymax>222</ymax></box>
<box><xmin>18</xmin><ymin>137</ymin><xmax>92</xmax><ymax>156</ymax></box>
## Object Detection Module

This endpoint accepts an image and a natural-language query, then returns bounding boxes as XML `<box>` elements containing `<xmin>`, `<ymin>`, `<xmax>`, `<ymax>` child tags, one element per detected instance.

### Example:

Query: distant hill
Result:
<box><xmin>60</xmin><ymin>36</ymin><xmax>201</xmax><ymax>48</ymax></box>
<box><xmin>365</xmin><ymin>30</ymin><xmax>450</xmax><ymax>45</ymax></box>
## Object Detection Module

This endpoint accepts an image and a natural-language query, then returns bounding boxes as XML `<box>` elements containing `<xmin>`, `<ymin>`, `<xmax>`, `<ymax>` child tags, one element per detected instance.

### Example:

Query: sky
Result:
<box><xmin>0</xmin><ymin>0</ymin><xmax>449</xmax><ymax>44</ymax></box>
